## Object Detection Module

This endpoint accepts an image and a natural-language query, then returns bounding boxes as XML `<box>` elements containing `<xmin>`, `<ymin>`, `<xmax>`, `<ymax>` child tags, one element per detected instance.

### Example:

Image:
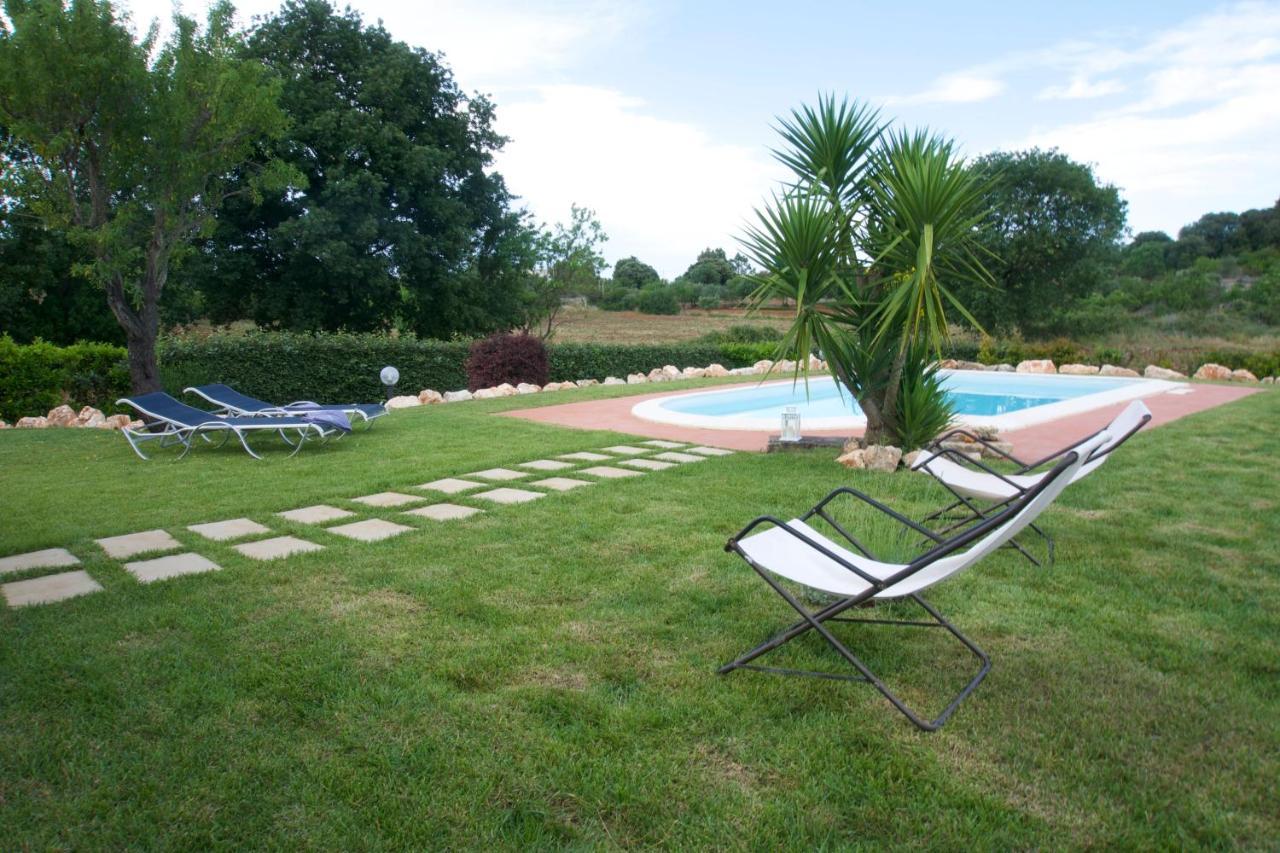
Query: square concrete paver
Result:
<box><xmin>124</xmin><ymin>553</ymin><xmax>221</xmax><ymax>584</ymax></box>
<box><xmin>404</xmin><ymin>503</ymin><xmax>483</xmax><ymax>521</ymax></box>
<box><xmin>473</xmin><ymin>487</ymin><xmax>546</xmax><ymax>504</ymax></box>
<box><xmin>579</xmin><ymin>465</ymin><xmax>644</xmax><ymax>479</ymax></box>
<box><xmin>277</xmin><ymin>504</ymin><xmax>356</xmax><ymax>524</ymax></box>
<box><xmin>530</xmin><ymin>477</ymin><xmax>593</xmax><ymax>492</ymax></box>
<box><xmin>518</xmin><ymin>459</ymin><xmax>575</xmax><ymax>471</ymax></box>
<box><xmin>3</xmin><ymin>570</ymin><xmax>102</xmax><ymax>607</ymax></box>
<box><xmin>352</xmin><ymin>491</ymin><xmax>424</xmax><ymax>508</ymax></box>
<box><xmin>687</xmin><ymin>446</ymin><xmax>735</xmax><ymax>456</ymax></box>
<box><xmin>95</xmin><ymin>529</ymin><xmax>183</xmax><ymax>559</ymax></box>
<box><xmin>417</xmin><ymin>478</ymin><xmax>484</xmax><ymax>494</ymax></box>
<box><xmin>0</xmin><ymin>547</ymin><xmax>79</xmax><ymax>576</ymax></box>
<box><xmin>641</xmin><ymin>440</ymin><xmax>686</xmax><ymax>449</ymax></box>
<box><xmin>327</xmin><ymin>519</ymin><xmax>415</xmax><ymax>542</ymax></box>
<box><xmin>653</xmin><ymin>452</ymin><xmax>707</xmax><ymax>463</ymax></box>
<box><xmin>467</xmin><ymin>468</ymin><xmax>529</xmax><ymax>481</ymax></box>
<box><xmin>187</xmin><ymin>518</ymin><xmax>271</xmax><ymax>542</ymax></box>
<box><xmin>558</xmin><ymin>451</ymin><xmax>612</xmax><ymax>462</ymax></box>
<box><xmin>233</xmin><ymin>536</ymin><xmax>324</xmax><ymax>561</ymax></box>
<box><xmin>602</xmin><ymin>445</ymin><xmax>648</xmax><ymax>455</ymax></box>
<box><xmin>620</xmin><ymin>458</ymin><xmax>676</xmax><ymax>471</ymax></box>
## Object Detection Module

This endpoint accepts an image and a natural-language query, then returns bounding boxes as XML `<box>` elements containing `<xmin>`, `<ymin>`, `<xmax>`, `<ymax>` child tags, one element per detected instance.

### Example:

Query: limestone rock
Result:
<box><xmin>993</xmin><ymin>363</ymin><xmax>1015</xmax><ymax>372</ymax></box>
<box><xmin>836</xmin><ymin>449</ymin><xmax>866</xmax><ymax>469</ymax></box>
<box><xmin>1058</xmin><ymin>363</ymin><xmax>1100</xmax><ymax>375</ymax></box>
<box><xmin>753</xmin><ymin>359</ymin><xmax>774</xmax><ymax>374</ymax></box>
<box><xmin>103</xmin><ymin>413</ymin><xmax>132</xmax><ymax>429</ymax></box>
<box><xmin>1262</xmin><ymin>376</ymin><xmax>1275</xmax><ymax>384</ymax></box>
<box><xmin>471</xmin><ymin>388</ymin><xmax>499</xmax><ymax>399</ymax></box>
<box><xmin>0</xmin><ymin>420</ymin><xmax>7</xmax><ymax>429</ymax></box>
<box><xmin>728</xmin><ymin>367</ymin><xmax>756</xmax><ymax>376</ymax></box>
<box><xmin>76</xmin><ymin>406</ymin><xmax>106</xmax><ymax>427</ymax></box>
<box><xmin>972</xmin><ymin>425</ymin><xmax>1000</xmax><ymax>440</ymax></box>
<box><xmin>775</xmin><ymin>359</ymin><xmax>797</xmax><ymax>373</ymax></box>
<box><xmin>981</xmin><ymin>440</ymin><xmax>1016</xmax><ymax>459</ymax></box>
<box><xmin>46</xmin><ymin>404</ymin><xmax>77</xmax><ymax>427</ymax></box>
<box><xmin>1099</xmin><ymin>364</ymin><xmax>1140</xmax><ymax>377</ymax></box>
<box><xmin>516</xmin><ymin>383</ymin><xmax>541</xmax><ymax>394</ymax></box>
<box><xmin>627</xmin><ymin>373</ymin><xmax>648</xmax><ymax>384</ymax></box>
<box><xmin>661</xmin><ymin>364</ymin><xmax>681</xmax><ymax>379</ymax></box>
<box><xmin>495</xmin><ymin>383</ymin><xmax>518</xmax><ymax>397</ymax></box>
<box><xmin>1230</xmin><ymin>368</ymin><xmax>1258</xmax><ymax>382</ymax></box>
<box><xmin>1016</xmin><ymin>359</ymin><xmax>1056</xmax><ymax>374</ymax></box>
<box><xmin>902</xmin><ymin>449</ymin><xmax>923</xmax><ymax>469</ymax></box>
<box><xmin>602</xmin><ymin>376</ymin><xmax>625</xmax><ymax>385</ymax></box>
<box><xmin>646</xmin><ymin>368</ymin><xmax>667</xmax><ymax>382</ymax></box>
<box><xmin>681</xmin><ymin>367</ymin><xmax>707</xmax><ymax>378</ymax></box>
<box><xmin>442</xmin><ymin>390</ymin><xmax>473</xmax><ymax>403</ymax></box>
<box><xmin>1144</xmin><ymin>365</ymin><xmax>1186</xmax><ymax>380</ymax></box>
<box><xmin>705</xmin><ymin>363</ymin><xmax>730</xmax><ymax>378</ymax></box>
<box><xmin>385</xmin><ymin>395</ymin><xmax>421</xmax><ymax>409</ymax></box>
<box><xmin>576</xmin><ymin>379</ymin><xmax>599</xmax><ymax>387</ymax></box>
<box><xmin>863</xmin><ymin>445</ymin><xmax>903</xmax><ymax>473</ymax></box>
<box><xmin>1193</xmin><ymin>363</ymin><xmax>1232</xmax><ymax>381</ymax></box>
<box><xmin>17</xmin><ymin>416</ymin><xmax>48</xmax><ymax>428</ymax></box>
<box><xmin>417</xmin><ymin>390</ymin><xmax>444</xmax><ymax>404</ymax></box>
<box><xmin>938</xmin><ymin>358</ymin><xmax>960</xmax><ymax>369</ymax></box>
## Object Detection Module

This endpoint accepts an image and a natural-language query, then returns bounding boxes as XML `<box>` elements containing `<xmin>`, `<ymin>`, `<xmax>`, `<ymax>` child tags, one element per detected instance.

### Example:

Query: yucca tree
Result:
<box><xmin>740</xmin><ymin>95</ymin><xmax>995</xmax><ymax>447</ymax></box>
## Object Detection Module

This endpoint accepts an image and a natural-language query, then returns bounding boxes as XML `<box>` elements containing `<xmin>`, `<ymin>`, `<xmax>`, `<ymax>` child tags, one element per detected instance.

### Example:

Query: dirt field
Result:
<box><xmin>552</xmin><ymin>305</ymin><xmax>792</xmax><ymax>344</ymax></box>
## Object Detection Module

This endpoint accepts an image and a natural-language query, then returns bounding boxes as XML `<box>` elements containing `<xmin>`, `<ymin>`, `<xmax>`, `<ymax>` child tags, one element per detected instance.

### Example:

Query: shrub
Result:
<box><xmin>636</xmin><ymin>286</ymin><xmax>681</xmax><ymax>315</ymax></box>
<box><xmin>718</xmin><ymin>342</ymin><xmax>777</xmax><ymax>365</ymax></box>
<box><xmin>699</xmin><ymin>324</ymin><xmax>784</xmax><ymax>345</ymax></box>
<box><xmin>0</xmin><ymin>335</ymin><xmax>129</xmax><ymax>421</ymax></box>
<box><xmin>696</xmin><ymin>294</ymin><xmax>721</xmax><ymax>310</ymax></box>
<box><xmin>465</xmin><ymin>334</ymin><xmax>549</xmax><ymax>391</ymax></box>
<box><xmin>598</xmin><ymin>287</ymin><xmax>638</xmax><ymax>312</ymax></box>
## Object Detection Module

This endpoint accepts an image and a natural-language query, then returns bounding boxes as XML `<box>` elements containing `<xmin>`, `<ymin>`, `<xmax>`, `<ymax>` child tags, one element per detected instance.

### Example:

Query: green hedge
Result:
<box><xmin>0</xmin><ymin>335</ymin><xmax>130</xmax><ymax>422</ymax></box>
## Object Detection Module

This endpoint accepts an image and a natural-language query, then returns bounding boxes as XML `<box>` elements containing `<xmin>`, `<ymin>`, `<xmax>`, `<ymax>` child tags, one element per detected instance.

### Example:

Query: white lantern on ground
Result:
<box><xmin>781</xmin><ymin>406</ymin><xmax>801</xmax><ymax>442</ymax></box>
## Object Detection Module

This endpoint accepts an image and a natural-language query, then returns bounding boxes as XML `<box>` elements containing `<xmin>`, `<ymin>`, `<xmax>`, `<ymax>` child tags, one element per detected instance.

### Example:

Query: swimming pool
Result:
<box><xmin>631</xmin><ymin>370</ymin><xmax>1175</xmax><ymax>432</ymax></box>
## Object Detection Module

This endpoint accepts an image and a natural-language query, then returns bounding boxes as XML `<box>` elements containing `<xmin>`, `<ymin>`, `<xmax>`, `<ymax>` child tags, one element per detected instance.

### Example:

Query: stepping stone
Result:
<box><xmin>2</xmin><ymin>570</ymin><xmax>102</xmax><ymax>607</ymax></box>
<box><xmin>518</xmin><ymin>459</ymin><xmax>575</xmax><ymax>471</ymax></box>
<box><xmin>467</xmin><ymin>468</ymin><xmax>528</xmax><ymax>481</ymax></box>
<box><xmin>327</xmin><ymin>519</ymin><xmax>415</xmax><ymax>542</ymax></box>
<box><xmin>602</xmin><ymin>445</ymin><xmax>648</xmax><ymax>455</ymax></box>
<box><xmin>95</xmin><ymin>529</ymin><xmax>182</xmax><ymax>560</ymax></box>
<box><xmin>233</xmin><ymin>536</ymin><xmax>324</xmax><ymax>561</ymax></box>
<box><xmin>404</xmin><ymin>503</ymin><xmax>483</xmax><ymax>521</ymax></box>
<box><xmin>558</xmin><ymin>451</ymin><xmax>612</xmax><ymax>462</ymax></box>
<box><xmin>530</xmin><ymin>477</ymin><xmax>593</xmax><ymax>492</ymax></box>
<box><xmin>653</xmin><ymin>452</ymin><xmax>707</xmax><ymax>463</ymax></box>
<box><xmin>579</xmin><ymin>465</ymin><xmax>644</xmax><ymax>479</ymax></box>
<box><xmin>124</xmin><ymin>553</ymin><xmax>221</xmax><ymax>584</ymax></box>
<box><xmin>686</xmin><ymin>446</ymin><xmax>735</xmax><ymax>456</ymax></box>
<box><xmin>187</xmin><ymin>518</ymin><xmax>271</xmax><ymax>542</ymax></box>
<box><xmin>641</xmin><ymin>440</ymin><xmax>686</xmax><ymax>448</ymax></box>
<box><xmin>0</xmin><ymin>547</ymin><xmax>79</xmax><ymax>577</ymax></box>
<box><xmin>417</xmin><ymin>478</ymin><xmax>484</xmax><ymax>494</ymax></box>
<box><xmin>473</xmin><ymin>488</ymin><xmax>545</xmax><ymax>505</ymax></box>
<box><xmin>277</xmin><ymin>505</ymin><xmax>355</xmax><ymax>524</ymax></box>
<box><xmin>352</xmin><ymin>491</ymin><xmax>424</xmax><ymax>508</ymax></box>
<box><xmin>620</xmin><ymin>458</ymin><xmax>676</xmax><ymax>471</ymax></box>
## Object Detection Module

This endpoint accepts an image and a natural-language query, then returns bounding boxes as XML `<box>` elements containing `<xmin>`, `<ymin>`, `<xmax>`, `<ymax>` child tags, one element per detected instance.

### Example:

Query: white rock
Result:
<box><xmin>836</xmin><ymin>449</ymin><xmax>866</xmax><ymax>469</ymax></box>
<box><xmin>661</xmin><ymin>364</ymin><xmax>680</xmax><ymax>378</ymax></box>
<box><xmin>728</xmin><ymin>367</ymin><xmax>756</xmax><ymax>376</ymax></box>
<box><xmin>603</xmin><ymin>377</ymin><xmax>625</xmax><ymax>385</ymax></box>
<box><xmin>46</xmin><ymin>404</ymin><xmax>77</xmax><ymax>427</ymax></box>
<box><xmin>863</xmin><ymin>445</ymin><xmax>903</xmax><ymax>472</ymax></box>
<box><xmin>442</xmin><ymin>390</ymin><xmax>473</xmax><ymax>403</ymax></box>
<box><xmin>385</xmin><ymin>395</ymin><xmax>421</xmax><ymax>409</ymax></box>
<box><xmin>1144</xmin><ymin>365</ymin><xmax>1186</xmax><ymax>380</ymax></box>
<box><xmin>1099</xmin><ymin>364</ymin><xmax>1140</xmax><ymax>377</ymax></box>
<box><xmin>1261</xmin><ymin>376</ymin><xmax>1275</xmax><ymax>384</ymax></box>
<box><xmin>1058</xmin><ymin>363</ymin><xmax>1100</xmax><ymax>375</ymax></box>
<box><xmin>103</xmin><ymin>413</ymin><xmax>132</xmax><ymax>429</ymax></box>
<box><xmin>775</xmin><ymin>359</ymin><xmax>797</xmax><ymax>373</ymax></box>
<box><xmin>753</xmin><ymin>359</ymin><xmax>774</xmax><ymax>373</ymax></box>
<box><xmin>16</xmin><ymin>416</ymin><xmax>48</xmax><ymax>428</ymax></box>
<box><xmin>681</xmin><ymin>367</ymin><xmax>707</xmax><ymax>378</ymax></box>
<box><xmin>515</xmin><ymin>383</ymin><xmax>541</xmax><ymax>394</ymax></box>
<box><xmin>75</xmin><ymin>406</ymin><xmax>106</xmax><ymax>427</ymax></box>
<box><xmin>994</xmin><ymin>363</ymin><xmax>1015</xmax><ymax>372</ymax></box>
<box><xmin>575</xmin><ymin>379</ymin><xmax>599</xmax><ymax>387</ymax></box>
<box><xmin>1016</xmin><ymin>359</ymin><xmax>1056</xmax><ymax>374</ymax></box>
<box><xmin>494</xmin><ymin>383</ymin><xmax>518</xmax><ymax>397</ymax></box>
<box><xmin>472</xmin><ymin>388</ymin><xmax>500</xmax><ymax>399</ymax></box>
<box><xmin>627</xmin><ymin>373</ymin><xmax>648</xmax><ymax>384</ymax></box>
<box><xmin>417</xmin><ymin>389</ymin><xmax>444</xmax><ymax>404</ymax></box>
<box><xmin>1230</xmin><ymin>368</ymin><xmax>1259</xmax><ymax>382</ymax></box>
<box><xmin>0</xmin><ymin>420</ymin><xmax>8</xmax><ymax>429</ymax></box>
<box><xmin>705</xmin><ymin>363</ymin><xmax>729</xmax><ymax>377</ymax></box>
<box><xmin>647</xmin><ymin>368</ymin><xmax>667</xmax><ymax>382</ymax></box>
<box><xmin>902</xmin><ymin>450</ymin><xmax>923</xmax><ymax>469</ymax></box>
<box><xmin>1193</xmin><ymin>363</ymin><xmax>1232</xmax><ymax>381</ymax></box>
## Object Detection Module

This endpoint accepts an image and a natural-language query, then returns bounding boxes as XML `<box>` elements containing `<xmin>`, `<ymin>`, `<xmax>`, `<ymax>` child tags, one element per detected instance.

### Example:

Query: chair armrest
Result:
<box><xmin>804</xmin><ymin>486</ymin><xmax>947</xmax><ymax>552</ymax></box>
<box><xmin>726</xmin><ymin>514</ymin><xmax>885</xmax><ymax>588</ymax></box>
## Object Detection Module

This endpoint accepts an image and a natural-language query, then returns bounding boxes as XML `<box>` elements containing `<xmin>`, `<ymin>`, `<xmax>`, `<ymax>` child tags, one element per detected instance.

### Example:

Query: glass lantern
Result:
<box><xmin>380</xmin><ymin>365</ymin><xmax>400</xmax><ymax>400</ymax></box>
<box><xmin>780</xmin><ymin>406</ymin><xmax>801</xmax><ymax>442</ymax></box>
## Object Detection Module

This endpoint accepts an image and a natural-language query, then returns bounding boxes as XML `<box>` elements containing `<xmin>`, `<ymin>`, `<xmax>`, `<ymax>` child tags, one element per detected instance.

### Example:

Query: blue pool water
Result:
<box><xmin>657</xmin><ymin>372</ymin><xmax>1139</xmax><ymax>420</ymax></box>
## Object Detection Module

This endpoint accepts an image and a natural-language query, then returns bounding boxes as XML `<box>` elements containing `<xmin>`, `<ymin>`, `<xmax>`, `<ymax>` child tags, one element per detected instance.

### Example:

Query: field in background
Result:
<box><xmin>553</xmin><ymin>305</ymin><xmax>791</xmax><ymax>344</ymax></box>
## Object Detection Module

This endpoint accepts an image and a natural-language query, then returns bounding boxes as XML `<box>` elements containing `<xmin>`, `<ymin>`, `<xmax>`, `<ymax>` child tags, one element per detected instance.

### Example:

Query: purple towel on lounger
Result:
<box><xmin>291</xmin><ymin>402</ymin><xmax>353</xmax><ymax>433</ymax></box>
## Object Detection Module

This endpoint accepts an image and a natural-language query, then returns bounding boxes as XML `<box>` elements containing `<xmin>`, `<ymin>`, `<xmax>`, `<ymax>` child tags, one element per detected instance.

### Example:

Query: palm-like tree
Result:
<box><xmin>739</xmin><ymin>95</ymin><xmax>994</xmax><ymax>447</ymax></box>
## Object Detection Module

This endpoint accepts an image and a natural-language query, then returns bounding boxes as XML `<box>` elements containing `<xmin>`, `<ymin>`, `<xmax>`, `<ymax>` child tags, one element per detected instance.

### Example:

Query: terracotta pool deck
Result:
<box><xmin>504</xmin><ymin>381</ymin><xmax>1261</xmax><ymax>456</ymax></box>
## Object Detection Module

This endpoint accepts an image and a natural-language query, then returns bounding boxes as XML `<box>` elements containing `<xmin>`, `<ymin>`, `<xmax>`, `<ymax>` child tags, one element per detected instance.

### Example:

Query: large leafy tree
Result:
<box><xmin>740</xmin><ymin>96</ymin><xmax>994</xmax><ymax>447</ymax></box>
<box><xmin>0</xmin><ymin>0</ymin><xmax>292</xmax><ymax>392</ymax></box>
<box><xmin>189</xmin><ymin>0</ymin><xmax>528</xmax><ymax>338</ymax></box>
<box><xmin>960</xmin><ymin>149</ymin><xmax>1126</xmax><ymax>336</ymax></box>
<box><xmin>516</xmin><ymin>204</ymin><xmax>608</xmax><ymax>338</ymax></box>
<box><xmin>612</xmin><ymin>256</ymin><xmax>660</xmax><ymax>289</ymax></box>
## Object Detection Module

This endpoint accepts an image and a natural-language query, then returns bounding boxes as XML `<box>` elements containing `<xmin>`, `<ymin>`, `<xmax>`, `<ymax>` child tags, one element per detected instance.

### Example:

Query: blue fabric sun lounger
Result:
<box><xmin>117</xmin><ymin>392</ymin><xmax>338</xmax><ymax>460</ymax></box>
<box><xmin>184</xmin><ymin>383</ymin><xmax>386</xmax><ymax>428</ymax></box>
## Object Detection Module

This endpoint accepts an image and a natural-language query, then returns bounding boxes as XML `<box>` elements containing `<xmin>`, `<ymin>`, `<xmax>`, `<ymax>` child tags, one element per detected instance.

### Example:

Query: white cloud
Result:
<box><xmin>1037</xmin><ymin>77</ymin><xmax>1126</xmax><ymax>100</ymax></box>
<box><xmin>885</xmin><ymin>73</ymin><xmax>1005</xmax><ymax>106</ymax></box>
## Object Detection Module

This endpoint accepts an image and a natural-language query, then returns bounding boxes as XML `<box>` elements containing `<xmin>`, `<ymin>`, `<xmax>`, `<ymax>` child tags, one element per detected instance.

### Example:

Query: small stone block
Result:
<box><xmin>558</xmin><ymin>451</ymin><xmax>612</xmax><ymax>462</ymax></box>
<box><xmin>473</xmin><ymin>488</ymin><xmax>546</xmax><ymax>504</ymax></box>
<box><xmin>277</xmin><ymin>504</ymin><xmax>356</xmax><ymax>524</ymax></box>
<box><xmin>640</xmin><ymin>440</ymin><xmax>686</xmax><ymax>448</ymax></box>
<box><xmin>602</xmin><ymin>445</ymin><xmax>648</xmax><ymax>455</ymax></box>
<box><xmin>233</xmin><ymin>536</ymin><xmax>324</xmax><ymax>561</ymax></box>
<box><xmin>619</xmin><ymin>458</ymin><xmax>676</xmax><ymax>470</ymax></box>
<box><xmin>404</xmin><ymin>503</ymin><xmax>483</xmax><ymax>521</ymax></box>
<box><xmin>518</xmin><ymin>459</ymin><xmax>575</xmax><ymax>471</ymax></box>
<box><xmin>466</xmin><ymin>467</ymin><xmax>529</xmax><ymax>481</ymax></box>
<box><xmin>95</xmin><ymin>529</ymin><xmax>183</xmax><ymax>559</ymax></box>
<box><xmin>529</xmin><ymin>477</ymin><xmax>593</xmax><ymax>491</ymax></box>
<box><xmin>124</xmin><ymin>553</ymin><xmax>221</xmax><ymax>584</ymax></box>
<box><xmin>327</xmin><ymin>519</ymin><xmax>415</xmax><ymax>542</ymax></box>
<box><xmin>686</xmin><ymin>446</ymin><xmax>734</xmax><ymax>456</ymax></box>
<box><xmin>579</xmin><ymin>465</ymin><xmax>644</xmax><ymax>479</ymax></box>
<box><xmin>417</xmin><ymin>478</ymin><xmax>484</xmax><ymax>494</ymax></box>
<box><xmin>0</xmin><ymin>547</ymin><xmax>79</xmax><ymax>576</ymax></box>
<box><xmin>352</xmin><ymin>491</ymin><xmax>424</xmax><ymax>507</ymax></box>
<box><xmin>2</xmin><ymin>570</ymin><xmax>102</xmax><ymax>607</ymax></box>
<box><xmin>187</xmin><ymin>518</ymin><xmax>271</xmax><ymax>542</ymax></box>
<box><xmin>653</xmin><ymin>452</ymin><xmax>707</xmax><ymax>463</ymax></box>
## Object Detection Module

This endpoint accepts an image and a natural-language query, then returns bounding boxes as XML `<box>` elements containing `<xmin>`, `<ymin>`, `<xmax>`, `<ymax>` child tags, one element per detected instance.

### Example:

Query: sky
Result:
<box><xmin>121</xmin><ymin>0</ymin><xmax>1280</xmax><ymax>278</ymax></box>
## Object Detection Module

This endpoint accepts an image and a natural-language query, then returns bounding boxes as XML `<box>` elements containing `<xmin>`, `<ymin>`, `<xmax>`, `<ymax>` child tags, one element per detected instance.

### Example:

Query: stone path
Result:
<box><xmin>1</xmin><ymin>439</ymin><xmax>735</xmax><ymax>608</ymax></box>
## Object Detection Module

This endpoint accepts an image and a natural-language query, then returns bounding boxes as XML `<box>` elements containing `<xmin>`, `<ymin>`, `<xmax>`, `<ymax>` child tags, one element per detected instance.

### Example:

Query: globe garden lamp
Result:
<box><xmin>380</xmin><ymin>365</ymin><xmax>400</xmax><ymax>400</ymax></box>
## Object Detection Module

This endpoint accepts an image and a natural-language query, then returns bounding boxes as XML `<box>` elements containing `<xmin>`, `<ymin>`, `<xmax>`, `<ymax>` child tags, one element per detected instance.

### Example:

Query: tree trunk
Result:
<box><xmin>124</xmin><ymin>325</ymin><xmax>161</xmax><ymax>393</ymax></box>
<box><xmin>103</xmin><ymin>272</ymin><xmax>163</xmax><ymax>394</ymax></box>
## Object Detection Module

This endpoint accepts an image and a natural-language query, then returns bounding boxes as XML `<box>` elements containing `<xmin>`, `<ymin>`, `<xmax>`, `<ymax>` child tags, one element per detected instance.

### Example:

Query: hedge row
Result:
<box><xmin>0</xmin><ymin>335</ymin><xmax>130</xmax><ymax>422</ymax></box>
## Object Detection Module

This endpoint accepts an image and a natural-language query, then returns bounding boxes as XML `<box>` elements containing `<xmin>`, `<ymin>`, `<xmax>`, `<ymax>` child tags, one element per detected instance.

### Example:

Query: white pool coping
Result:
<box><xmin>631</xmin><ymin>370</ymin><xmax>1181</xmax><ymax>432</ymax></box>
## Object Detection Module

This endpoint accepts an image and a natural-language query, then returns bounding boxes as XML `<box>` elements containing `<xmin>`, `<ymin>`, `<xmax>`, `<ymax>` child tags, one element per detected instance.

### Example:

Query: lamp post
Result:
<box><xmin>380</xmin><ymin>366</ymin><xmax>400</xmax><ymax>401</ymax></box>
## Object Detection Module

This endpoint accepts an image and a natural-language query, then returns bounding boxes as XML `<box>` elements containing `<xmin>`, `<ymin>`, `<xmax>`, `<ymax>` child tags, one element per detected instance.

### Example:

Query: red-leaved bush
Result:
<box><xmin>465</xmin><ymin>333</ymin><xmax>550</xmax><ymax>391</ymax></box>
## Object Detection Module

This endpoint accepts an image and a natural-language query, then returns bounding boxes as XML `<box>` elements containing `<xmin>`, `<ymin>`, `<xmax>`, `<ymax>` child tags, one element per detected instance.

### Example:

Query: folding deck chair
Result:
<box><xmin>184</xmin><ymin>383</ymin><xmax>386</xmax><ymax>429</ymax></box>
<box><xmin>117</xmin><ymin>392</ymin><xmax>338</xmax><ymax>460</ymax></box>
<box><xmin>910</xmin><ymin>400</ymin><xmax>1152</xmax><ymax>565</ymax></box>
<box><xmin>718</xmin><ymin>430</ymin><xmax>1109</xmax><ymax>731</ymax></box>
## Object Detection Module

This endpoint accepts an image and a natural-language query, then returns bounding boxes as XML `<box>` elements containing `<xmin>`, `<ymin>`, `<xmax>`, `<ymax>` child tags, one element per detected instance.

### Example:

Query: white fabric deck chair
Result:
<box><xmin>718</xmin><ymin>431</ymin><xmax>1110</xmax><ymax>731</ymax></box>
<box><xmin>117</xmin><ymin>392</ymin><xmax>337</xmax><ymax>460</ymax></box>
<box><xmin>911</xmin><ymin>400</ymin><xmax>1152</xmax><ymax>565</ymax></box>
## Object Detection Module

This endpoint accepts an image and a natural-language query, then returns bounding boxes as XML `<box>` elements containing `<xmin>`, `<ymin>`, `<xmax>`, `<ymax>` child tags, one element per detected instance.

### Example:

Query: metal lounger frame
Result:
<box><xmin>183</xmin><ymin>385</ymin><xmax>384</xmax><ymax>430</ymax></box>
<box><xmin>118</xmin><ymin>398</ymin><xmax>332</xmax><ymax>461</ymax></box>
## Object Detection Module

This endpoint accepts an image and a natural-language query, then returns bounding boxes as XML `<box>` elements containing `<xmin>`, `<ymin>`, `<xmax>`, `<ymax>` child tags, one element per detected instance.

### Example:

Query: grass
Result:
<box><xmin>553</xmin><ymin>304</ymin><xmax>791</xmax><ymax>344</ymax></box>
<box><xmin>0</xmin><ymin>382</ymin><xmax>1277</xmax><ymax>848</ymax></box>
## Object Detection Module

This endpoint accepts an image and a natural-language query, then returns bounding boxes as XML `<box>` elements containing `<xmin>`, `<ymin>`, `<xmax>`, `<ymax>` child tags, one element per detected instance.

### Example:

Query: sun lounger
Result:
<box><xmin>117</xmin><ymin>392</ymin><xmax>338</xmax><ymax>460</ymax></box>
<box><xmin>184</xmin><ymin>383</ymin><xmax>386</xmax><ymax>429</ymax></box>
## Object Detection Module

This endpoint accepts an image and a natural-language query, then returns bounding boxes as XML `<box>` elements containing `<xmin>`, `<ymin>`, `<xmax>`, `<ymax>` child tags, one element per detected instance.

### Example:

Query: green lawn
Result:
<box><xmin>1</xmin><ymin>383</ymin><xmax>1277</xmax><ymax>848</ymax></box>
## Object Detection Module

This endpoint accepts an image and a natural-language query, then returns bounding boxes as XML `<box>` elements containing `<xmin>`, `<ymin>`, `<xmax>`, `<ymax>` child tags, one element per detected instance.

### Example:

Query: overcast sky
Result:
<box><xmin>121</xmin><ymin>0</ymin><xmax>1280</xmax><ymax>277</ymax></box>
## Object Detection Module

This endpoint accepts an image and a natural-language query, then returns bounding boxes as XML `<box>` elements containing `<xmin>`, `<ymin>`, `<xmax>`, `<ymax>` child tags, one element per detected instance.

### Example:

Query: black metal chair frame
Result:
<box><xmin>719</xmin><ymin>453</ymin><xmax>1079</xmax><ymax>732</ymax></box>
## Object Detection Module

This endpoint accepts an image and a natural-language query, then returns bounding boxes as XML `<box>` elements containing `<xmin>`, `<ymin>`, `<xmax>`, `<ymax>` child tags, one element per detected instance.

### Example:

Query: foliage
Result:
<box><xmin>597</xmin><ymin>287</ymin><xmax>638</xmax><ymax>312</ymax></box>
<box><xmin>680</xmin><ymin>248</ymin><xmax>738</xmax><ymax>286</ymax></box>
<box><xmin>892</xmin><ymin>343</ymin><xmax>953</xmax><ymax>450</ymax></box>
<box><xmin>0</xmin><ymin>0</ymin><xmax>294</xmax><ymax>393</ymax></box>
<box><xmin>517</xmin><ymin>205</ymin><xmax>609</xmax><ymax>338</ymax></box>
<box><xmin>612</xmin><ymin>256</ymin><xmax>660</xmax><ymax>289</ymax></box>
<box><xmin>464</xmin><ymin>333</ymin><xmax>550</xmax><ymax>391</ymax></box>
<box><xmin>635</xmin><ymin>285</ymin><xmax>681</xmax><ymax>315</ymax></box>
<box><xmin>0</xmin><ymin>335</ymin><xmax>129</xmax><ymax>421</ymax></box>
<box><xmin>697</xmin><ymin>325</ymin><xmax>784</xmax><ymax>345</ymax></box>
